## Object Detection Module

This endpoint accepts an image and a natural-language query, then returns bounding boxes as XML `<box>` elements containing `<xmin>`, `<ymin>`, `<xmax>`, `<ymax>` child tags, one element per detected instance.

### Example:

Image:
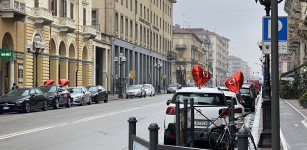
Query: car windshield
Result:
<box><xmin>187</xmin><ymin>83</ymin><xmax>196</xmax><ymax>87</ymax></box>
<box><xmin>169</xmin><ymin>83</ymin><xmax>177</xmax><ymax>87</ymax></box>
<box><xmin>240</xmin><ymin>88</ymin><xmax>250</xmax><ymax>94</ymax></box>
<box><xmin>5</xmin><ymin>89</ymin><xmax>29</xmax><ymax>97</ymax></box>
<box><xmin>174</xmin><ymin>93</ymin><xmax>226</xmax><ymax>105</ymax></box>
<box><xmin>87</xmin><ymin>87</ymin><xmax>98</xmax><ymax>91</ymax></box>
<box><xmin>129</xmin><ymin>85</ymin><xmax>141</xmax><ymax>89</ymax></box>
<box><xmin>39</xmin><ymin>86</ymin><xmax>57</xmax><ymax>93</ymax></box>
<box><xmin>143</xmin><ymin>85</ymin><xmax>150</xmax><ymax>89</ymax></box>
<box><xmin>67</xmin><ymin>88</ymin><xmax>82</xmax><ymax>93</ymax></box>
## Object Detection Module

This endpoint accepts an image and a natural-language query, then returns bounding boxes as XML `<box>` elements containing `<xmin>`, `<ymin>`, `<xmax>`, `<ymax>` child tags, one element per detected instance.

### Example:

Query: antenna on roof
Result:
<box><xmin>182</xmin><ymin>14</ymin><xmax>186</xmax><ymax>28</ymax></box>
<box><xmin>188</xmin><ymin>17</ymin><xmax>192</xmax><ymax>27</ymax></box>
<box><xmin>214</xmin><ymin>25</ymin><xmax>217</xmax><ymax>32</ymax></box>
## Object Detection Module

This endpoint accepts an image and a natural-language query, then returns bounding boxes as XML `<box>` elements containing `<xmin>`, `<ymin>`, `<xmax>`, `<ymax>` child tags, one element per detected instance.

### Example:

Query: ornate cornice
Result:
<box><xmin>50</xmin><ymin>55</ymin><xmax>60</xmax><ymax>60</ymax></box>
<box><xmin>82</xmin><ymin>61</ymin><xmax>92</xmax><ymax>65</ymax></box>
<box><xmin>37</xmin><ymin>52</ymin><xmax>50</xmax><ymax>58</ymax></box>
<box><xmin>69</xmin><ymin>58</ymin><xmax>78</xmax><ymax>62</ymax></box>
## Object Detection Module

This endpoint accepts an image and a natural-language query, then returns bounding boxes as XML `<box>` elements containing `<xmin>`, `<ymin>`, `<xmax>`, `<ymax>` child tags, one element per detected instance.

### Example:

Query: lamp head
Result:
<box><xmin>35</xmin><ymin>41</ymin><xmax>41</xmax><ymax>49</ymax></box>
<box><xmin>154</xmin><ymin>63</ymin><xmax>157</xmax><ymax>68</ymax></box>
<box><xmin>40</xmin><ymin>42</ymin><xmax>46</xmax><ymax>51</ymax></box>
<box><xmin>34</xmin><ymin>36</ymin><xmax>41</xmax><ymax>43</ymax></box>
<box><xmin>114</xmin><ymin>57</ymin><xmax>118</xmax><ymax>62</ymax></box>
<box><xmin>122</xmin><ymin>57</ymin><xmax>127</xmax><ymax>62</ymax></box>
<box><xmin>25</xmin><ymin>41</ymin><xmax>33</xmax><ymax>51</ymax></box>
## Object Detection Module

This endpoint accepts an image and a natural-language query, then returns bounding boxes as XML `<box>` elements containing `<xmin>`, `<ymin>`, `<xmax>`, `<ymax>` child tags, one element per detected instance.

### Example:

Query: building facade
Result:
<box><xmin>92</xmin><ymin>0</ymin><xmax>177</xmax><ymax>93</ymax></box>
<box><xmin>172</xmin><ymin>26</ymin><xmax>205</xmax><ymax>86</ymax></box>
<box><xmin>228</xmin><ymin>56</ymin><xmax>252</xmax><ymax>82</ymax></box>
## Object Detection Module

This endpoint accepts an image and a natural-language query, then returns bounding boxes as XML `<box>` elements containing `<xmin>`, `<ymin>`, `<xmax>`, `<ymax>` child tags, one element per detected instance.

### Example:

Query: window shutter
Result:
<box><xmin>83</xmin><ymin>8</ymin><xmax>86</xmax><ymax>25</ymax></box>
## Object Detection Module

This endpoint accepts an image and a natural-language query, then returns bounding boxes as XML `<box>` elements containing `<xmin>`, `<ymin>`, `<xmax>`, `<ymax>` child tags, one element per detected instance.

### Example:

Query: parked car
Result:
<box><xmin>126</xmin><ymin>85</ymin><xmax>146</xmax><ymax>99</ymax></box>
<box><xmin>143</xmin><ymin>84</ymin><xmax>155</xmax><ymax>97</ymax></box>
<box><xmin>167</xmin><ymin>83</ymin><xmax>181</xmax><ymax>94</ymax></box>
<box><xmin>187</xmin><ymin>83</ymin><xmax>198</xmax><ymax>87</ymax></box>
<box><xmin>0</xmin><ymin>88</ymin><xmax>48</xmax><ymax>114</ymax></box>
<box><xmin>86</xmin><ymin>85</ymin><xmax>108</xmax><ymax>103</ymax></box>
<box><xmin>164</xmin><ymin>87</ymin><xmax>228</xmax><ymax>145</ymax></box>
<box><xmin>223</xmin><ymin>91</ymin><xmax>245</xmax><ymax>129</ymax></box>
<box><xmin>38</xmin><ymin>85</ymin><xmax>71</xmax><ymax>109</ymax></box>
<box><xmin>67</xmin><ymin>87</ymin><xmax>91</xmax><ymax>106</ymax></box>
<box><xmin>240</xmin><ymin>84</ymin><xmax>256</xmax><ymax>112</ymax></box>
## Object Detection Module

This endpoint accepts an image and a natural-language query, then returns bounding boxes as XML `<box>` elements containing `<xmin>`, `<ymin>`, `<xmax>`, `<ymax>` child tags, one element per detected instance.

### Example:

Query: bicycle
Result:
<box><xmin>208</xmin><ymin>111</ymin><xmax>257</xmax><ymax>150</ymax></box>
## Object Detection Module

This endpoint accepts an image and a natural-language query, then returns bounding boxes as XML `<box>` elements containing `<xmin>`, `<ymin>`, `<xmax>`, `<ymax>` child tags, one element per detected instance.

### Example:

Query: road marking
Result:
<box><xmin>284</xmin><ymin>100</ymin><xmax>307</xmax><ymax>119</ymax></box>
<box><xmin>0</xmin><ymin>102</ymin><xmax>165</xmax><ymax>140</ymax></box>
<box><xmin>295</xmin><ymin>124</ymin><xmax>298</xmax><ymax>127</ymax></box>
<box><xmin>280</xmin><ymin>129</ymin><xmax>289</xmax><ymax>150</ymax></box>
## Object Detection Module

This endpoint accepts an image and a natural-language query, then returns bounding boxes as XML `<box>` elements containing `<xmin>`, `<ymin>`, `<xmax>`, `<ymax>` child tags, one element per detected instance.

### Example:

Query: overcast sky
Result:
<box><xmin>173</xmin><ymin>0</ymin><xmax>287</xmax><ymax>80</ymax></box>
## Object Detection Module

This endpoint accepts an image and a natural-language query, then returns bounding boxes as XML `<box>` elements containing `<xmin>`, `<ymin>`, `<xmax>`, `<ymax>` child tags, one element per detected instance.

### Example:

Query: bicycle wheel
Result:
<box><xmin>247</xmin><ymin>129</ymin><xmax>257</xmax><ymax>150</ymax></box>
<box><xmin>208</xmin><ymin>127</ymin><xmax>230</xmax><ymax>150</ymax></box>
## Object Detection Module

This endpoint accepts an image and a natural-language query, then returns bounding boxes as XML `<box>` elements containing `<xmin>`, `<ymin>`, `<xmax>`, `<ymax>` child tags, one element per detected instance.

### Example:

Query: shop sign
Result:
<box><xmin>18</xmin><ymin>63</ymin><xmax>23</xmax><ymax>83</ymax></box>
<box><xmin>0</xmin><ymin>47</ymin><xmax>13</xmax><ymax>61</ymax></box>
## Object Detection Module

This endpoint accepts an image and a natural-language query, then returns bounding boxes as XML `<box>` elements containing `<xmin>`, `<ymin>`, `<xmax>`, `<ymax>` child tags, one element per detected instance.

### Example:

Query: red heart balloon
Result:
<box><xmin>225</xmin><ymin>71</ymin><xmax>244</xmax><ymax>93</ymax></box>
<box><xmin>59</xmin><ymin>79</ymin><xmax>70</xmax><ymax>86</ymax></box>
<box><xmin>44</xmin><ymin>80</ymin><xmax>54</xmax><ymax>85</ymax></box>
<box><xmin>192</xmin><ymin>65</ymin><xmax>211</xmax><ymax>87</ymax></box>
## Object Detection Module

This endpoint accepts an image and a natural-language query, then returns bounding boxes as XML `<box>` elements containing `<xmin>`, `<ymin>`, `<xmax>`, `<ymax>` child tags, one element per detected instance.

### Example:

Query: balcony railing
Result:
<box><xmin>0</xmin><ymin>0</ymin><xmax>26</xmax><ymax>21</ymax></box>
<box><xmin>191</xmin><ymin>45</ymin><xmax>198</xmax><ymax>51</ymax></box>
<box><xmin>56</xmin><ymin>17</ymin><xmax>75</xmax><ymax>33</ymax></box>
<box><xmin>31</xmin><ymin>7</ymin><xmax>53</xmax><ymax>25</ymax></box>
<box><xmin>175</xmin><ymin>44</ymin><xmax>186</xmax><ymax>50</ymax></box>
<box><xmin>166</xmin><ymin>51</ymin><xmax>177</xmax><ymax>60</ymax></box>
<box><xmin>80</xmin><ymin>25</ymin><xmax>97</xmax><ymax>39</ymax></box>
<box><xmin>175</xmin><ymin>58</ymin><xmax>187</xmax><ymax>63</ymax></box>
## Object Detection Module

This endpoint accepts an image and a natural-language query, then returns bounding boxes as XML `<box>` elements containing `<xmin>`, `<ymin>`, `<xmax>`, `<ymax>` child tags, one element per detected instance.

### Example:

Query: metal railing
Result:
<box><xmin>175</xmin><ymin>44</ymin><xmax>186</xmax><ymax>50</ymax></box>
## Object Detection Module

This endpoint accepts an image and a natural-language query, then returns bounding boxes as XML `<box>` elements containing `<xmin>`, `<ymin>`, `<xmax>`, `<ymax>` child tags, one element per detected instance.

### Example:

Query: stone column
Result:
<box><xmin>93</xmin><ymin>45</ymin><xmax>96</xmax><ymax>85</ymax></box>
<box><xmin>59</xmin><ymin>57</ymin><xmax>69</xmax><ymax>80</ymax></box>
<box><xmin>69</xmin><ymin>59</ymin><xmax>77</xmax><ymax>87</ymax></box>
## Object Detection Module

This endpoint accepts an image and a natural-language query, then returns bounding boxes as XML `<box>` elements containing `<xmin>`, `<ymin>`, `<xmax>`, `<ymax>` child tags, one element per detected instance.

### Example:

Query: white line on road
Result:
<box><xmin>0</xmin><ymin>102</ymin><xmax>165</xmax><ymax>140</ymax></box>
<box><xmin>280</xmin><ymin>129</ymin><xmax>289</xmax><ymax>150</ymax></box>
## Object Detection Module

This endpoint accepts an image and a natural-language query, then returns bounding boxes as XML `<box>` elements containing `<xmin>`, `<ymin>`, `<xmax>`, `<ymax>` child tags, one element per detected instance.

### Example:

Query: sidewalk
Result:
<box><xmin>284</xmin><ymin>99</ymin><xmax>307</xmax><ymax>118</ymax></box>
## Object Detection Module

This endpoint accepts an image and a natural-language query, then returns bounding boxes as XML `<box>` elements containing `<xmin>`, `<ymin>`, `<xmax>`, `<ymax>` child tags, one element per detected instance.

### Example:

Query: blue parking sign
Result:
<box><xmin>263</xmin><ymin>16</ymin><xmax>288</xmax><ymax>42</ymax></box>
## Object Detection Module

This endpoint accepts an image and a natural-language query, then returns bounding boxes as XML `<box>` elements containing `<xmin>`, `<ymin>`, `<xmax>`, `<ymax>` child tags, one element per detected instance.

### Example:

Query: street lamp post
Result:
<box><xmin>25</xmin><ymin>36</ymin><xmax>47</xmax><ymax>88</ymax></box>
<box><xmin>114</xmin><ymin>53</ymin><xmax>126</xmax><ymax>98</ymax></box>
<box><xmin>177</xmin><ymin>65</ymin><xmax>185</xmax><ymax>87</ymax></box>
<box><xmin>154</xmin><ymin>61</ymin><xmax>163</xmax><ymax>93</ymax></box>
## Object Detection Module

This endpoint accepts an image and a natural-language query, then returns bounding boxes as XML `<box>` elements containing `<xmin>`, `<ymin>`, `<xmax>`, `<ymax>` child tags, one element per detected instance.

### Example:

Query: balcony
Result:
<box><xmin>166</xmin><ymin>51</ymin><xmax>177</xmax><ymax>60</ymax></box>
<box><xmin>0</xmin><ymin>0</ymin><xmax>26</xmax><ymax>21</ymax></box>
<box><xmin>191</xmin><ymin>45</ymin><xmax>198</xmax><ymax>51</ymax></box>
<box><xmin>31</xmin><ymin>7</ymin><xmax>53</xmax><ymax>25</ymax></box>
<box><xmin>81</xmin><ymin>25</ymin><xmax>97</xmax><ymax>39</ymax></box>
<box><xmin>56</xmin><ymin>17</ymin><xmax>75</xmax><ymax>33</ymax></box>
<box><xmin>175</xmin><ymin>44</ymin><xmax>186</xmax><ymax>50</ymax></box>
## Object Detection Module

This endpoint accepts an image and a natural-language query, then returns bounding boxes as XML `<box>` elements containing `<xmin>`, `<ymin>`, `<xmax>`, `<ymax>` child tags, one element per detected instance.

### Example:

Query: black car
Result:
<box><xmin>38</xmin><ymin>85</ymin><xmax>71</xmax><ymax>109</ymax></box>
<box><xmin>86</xmin><ymin>85</ymin><xmax>108</xmax><ymax>103</ymax></box>
<box><xmin>240</xmin><ymin>84</ymin><xmax>256</xmax><ymax>112</ymax></box>
<box><xmin>0</xmin><ymin>88</ymin><xmax>48</xmax><ymax>114</ymax></box>
<box><xmin>167</xmin><ymin>83</ymin><xmax>182</xmax><ymax>94</ymax></box>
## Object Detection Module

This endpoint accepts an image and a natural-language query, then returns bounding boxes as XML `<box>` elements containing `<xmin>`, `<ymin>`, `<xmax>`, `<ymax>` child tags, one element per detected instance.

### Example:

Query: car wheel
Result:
<box><xmin>139</xmin><ymin>94</ymin><xmax>142</xmax><ymax>98</ymax></box>
<box><xmin>80</xmin><ymin>98</ymin><xmax>85</xmax><ymax>106</ymax></box>
<box><xmin>53</xmin><ymin>98</ymin><xmax>60</xmax><ymax>109</ymax></box>
<box><xmin>66</xmin><ymin>98</ymin><xmax>71</xmax><ymax>108</ymax></box>
<box><xmin>130</xmin><ymin>97</ymin><xmax>133</xmax><ymax>98</ymax></box>
<box><xmin>144</xmin><ymin>93</ymin><xmax>146</xmax><ymax>98</ymax></box>
<box><xmin>104</xmin><ymin>95</ymin><xmax>108</xmax><ymax>103</ymax></box>
<box><xmin>126</xmin><ymin>96</ymin><xmax>128</xmax><ymax>99</ymax></box>
<box><xmin>150</xmin><ymin>92</ymin><xmax>152</xmax><ymax>97</ymax></box>
<box><xmin>23</xmin><ymin>102</ymin><xmax>31</xmax><ymax>113</ymax></box>
<box><xmin>87</xmin><ymin>97</ymin><xmax>92</xmax><ymax>105</ymax></box>
<box><xmin>95</xmin><ymin>96</ymin><xmax>100</xmax><ymax>104</ymax></box>
<box><xmin>42</xmin><ymin>100</ymin><xmax>48</xmax><ymax>111</ymax></box>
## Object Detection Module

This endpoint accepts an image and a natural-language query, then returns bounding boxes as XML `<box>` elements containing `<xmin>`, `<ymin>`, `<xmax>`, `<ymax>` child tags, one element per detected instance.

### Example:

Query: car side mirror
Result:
<box><xmin>83</xmin><ymin>91</ymin><xmax>85</xmax><ymax>94</ymax></box>
<box><xmin>30</xmin><ymin>94</ymin><xmax>35</xmax><ymax>97</ymax></box>
<box><xmin>166</xmin><ymin>100</ymin><xmax>171</xmax><ymax>106</ymax></box>
<box><xmin>98</xmin><ymin>89</ymin><xmax>102</xmax><ymax>91</ymax></box>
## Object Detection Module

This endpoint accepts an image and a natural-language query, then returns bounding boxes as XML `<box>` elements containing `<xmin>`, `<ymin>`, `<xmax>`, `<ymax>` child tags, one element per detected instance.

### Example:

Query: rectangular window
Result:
<box><xmin>156</xmin><ymin>15</ymin><xmax>158</xmax><ymax>26</ymax></box>
<box><xmin>135</xmin><ymin>0</ymin><xmax>137</xmax><ymax>13</ymax></box>
<box><xmin>140</xmin><ymin>4</ymin><xmax>142</xmax><ymax>16</ymax></box>
<box><xmin>153</xmin><ymin>33</ymin><xmax>155</xmax><ymax>47</ymax></box>
<box><xmin>140</xmin><ymin>26</ymin><xmax>142</xmax><ymax>41</ymax></box>
<box><xmin>144</xmin><ymin>6</ymin><xmax>146</xmax><ymax>19</ymax></box>
<box><xmin>51</xmin><ymin>0</ymin><xmax>57</xmax><ymax>16</ymax></box>
<box><xmin>120</xmin><ymin>16</ymin><xmax>123</xmax><ymax>33</ymax></box>
<box><xmin>130</xmin><ymin>0</ymin><xmax>132</xmax><ymax>10</ymax></box>
<box><xmin>61</xmin><ymin>0</ymin><xmax>67</xmax><ymax>17</ymax></box>
<box><xmin>170</xmin><ymin>8</ymin><xmax>172</xmax><ymax>17</ymax></box>
<box><xmin>163</xmin><ymin>2</ymin><xmax>164</xmax><ymax>12</ymax></box>
<box><xmin>115</xmin><ymin>13</ymin><xmax>118</xmax><ymax>31</ymax></box>
<box><xmin>83</xmin><ymin>8</ymin><xmax>86</xmax><ymax>25</ymax></box>
<box><xmin>35</xmin><ymin>0</ymin><xmax>39</xmax><ymax>7</ymax></box>
<box><xmin>70</xmin><ymin>3</ymin><xmax>74</xmax><ymax>19</ymax></box>
<box><xmin>153</xmin><ymin>13</ymin><xmax>155</xmax><ymax>25</ymax></box>
<box><xmin>135</xmin><ymin>23</ymin><xmax>138</xmax><ymax>40</ymax></box>
<box><xmin>156</xmin><ymin>35</ymin><xmax>158</xmax><ymax>48</ymax></box>
<box><xmin>121</xmin><ymin>0</ymin><xmax>123</xmax><ymax>5</ymax></box>
<box><xmin>160</xmin><ymin>37</ymin><xmax>161</xmax><ymax>49</ymax></box>
<box><xmin>144</xmin><ymin>28</ymin><xmax>146</xmax><ymax>44</ymax></box>
<box><xmin>92</xmin><ymin>11</ymin><xmax>97</xmax><ymax>25</ymax></box>
<box><xmin>126</xmin><ymin>0</ymin><xmax>128</xmax><ymax>8</ymax></box>
<box><xmin>125</xmin><ymin>18</ymin><xmax>128</xmax><ymax>36</ymax></box>
<box><xmin>147</xmin><ymin>9</ymin><xmax>149</xmax><ymax>21</ymax></box>
<box><xmin>160</xmin><ymin>18</ymin><xmax>161</xmax><ymax>28</ymax></box>
<box><xmin>147</xmin><ymin>30</ymin><xmax>149</xmax><ymax>45</ymax></box>
<box><xmin>130</xmin><ymin>20</ymin><xmax>133</xmax><ymax>37</ymax></box>
<box><xmin>160</xmin><ymin>0</ymin><xmax>161</xmax><ymax>9</ymax></box>
<box><xmin>179</xmin><ymin>51</ymin><xmax>183</xmax><ymax>58</ymax></box>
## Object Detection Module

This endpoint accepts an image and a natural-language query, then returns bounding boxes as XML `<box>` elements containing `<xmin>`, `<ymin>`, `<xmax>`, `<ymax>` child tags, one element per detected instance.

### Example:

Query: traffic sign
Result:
<box><xmin>262</xmin><ymin>16</ymin><xmax>288</xmax><ymax>42</ymax></box>
<box><xmin>262</xmin><ymin>41</ymin><xmax>288</xmax><ymax>54</ymax></box>
<box><xmin>116</xmin><ymin>74</ymin><xmax>118</xmax><ymax>79</ymax></box>
<box><xmin>170</xmin><ymin>76</ymin><xmax>172</xmax><ymax>79</ymax></box>
<box><xmin>163</xmin><ymin>74</ymin><xmax>167</xmax><ymax>79</ymax></box>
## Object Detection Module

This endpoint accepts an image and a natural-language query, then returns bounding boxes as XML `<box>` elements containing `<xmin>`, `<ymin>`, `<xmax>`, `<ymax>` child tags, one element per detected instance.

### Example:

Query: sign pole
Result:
<box><xmin>271</xmin><ymin>0</ymin><xmax>280</xmax><ymax>149</ymax></box>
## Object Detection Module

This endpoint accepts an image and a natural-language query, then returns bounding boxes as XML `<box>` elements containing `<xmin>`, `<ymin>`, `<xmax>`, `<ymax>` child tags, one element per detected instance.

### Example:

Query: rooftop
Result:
<box><xmin>176</xmin><ymin>87</ymin><xmax>224</xmax><ymax>94</ymax></box>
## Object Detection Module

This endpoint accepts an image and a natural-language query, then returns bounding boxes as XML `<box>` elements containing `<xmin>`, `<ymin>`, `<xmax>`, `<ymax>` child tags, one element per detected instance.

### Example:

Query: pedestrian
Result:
<box><xmin>12</xmin><ymin>83</ymin><xmax>19</xmax><ymax>90</ymax></box>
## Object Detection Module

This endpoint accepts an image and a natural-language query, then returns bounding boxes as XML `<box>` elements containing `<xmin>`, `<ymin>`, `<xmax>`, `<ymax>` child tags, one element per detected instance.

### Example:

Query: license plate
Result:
<box><xmin>194</xmin><ymin>120</ymin><xmax>210</xmax><ymax>126</ymax></box>
<box><xmin>3</xmin><ymin>107</ymin><xmax>9</xmax><ymax>110</ymax></box>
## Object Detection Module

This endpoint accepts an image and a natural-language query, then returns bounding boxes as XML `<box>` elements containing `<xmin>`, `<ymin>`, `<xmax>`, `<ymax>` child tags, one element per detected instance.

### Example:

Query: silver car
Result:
<box><xmin>126</xmin><ymin>85</ymin><xmax>146</xmax><ymax>99</ymax></box>
<box><xmin>143</xmin><ymin>84</ymin><xmax>155</xmax><ymax>97</ymax></box>
<box><xmin>67</xmin><ymin>87</ymin><xmax>91</xmax><ymax>106</ymax></box>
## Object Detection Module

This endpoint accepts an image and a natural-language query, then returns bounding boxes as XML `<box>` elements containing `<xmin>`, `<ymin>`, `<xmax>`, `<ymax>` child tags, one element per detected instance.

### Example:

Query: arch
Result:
<box><xmin>81</xmin><ymin>42</ymin><xmax>90</xmax><ymax>61</ymax></box>
<box><xmin>32</xmin><ymin>28</ymin><xmax>45</xmax><ymax>42</ymax></box>
<box><xmin>58</xmin><ymin>36</ymin><xmax>68</xmax><ymax>57</ymax></box>
<box><xmin>69</xmin><ymin>43</ymin><xmax>76</xmax><ymax>59</ymax></box>
<box><xmin>2</xmin><ymin>32</ymin><xmax>14</xmax><ymax>48</ymax></box>
<box><xmin>50</xmin><ymin>34</ymin><xmax>58</xmax><ymax>55</ymax></box>
<box><xmin>68</xmin><ymin>39</ymin><xmax>77</xmax><ymax>59</ymax></box>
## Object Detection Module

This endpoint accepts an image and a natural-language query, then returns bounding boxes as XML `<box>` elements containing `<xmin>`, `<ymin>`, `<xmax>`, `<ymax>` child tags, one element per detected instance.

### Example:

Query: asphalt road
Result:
<box><xmin>0</xmin><ymin>94</ymin><xmax>173</xmax><ymax>150</ymax></box>
<box><xmin>280</xmin><ymin>99</ymin><xmax>307</xmax><ymax>150</ymax></box>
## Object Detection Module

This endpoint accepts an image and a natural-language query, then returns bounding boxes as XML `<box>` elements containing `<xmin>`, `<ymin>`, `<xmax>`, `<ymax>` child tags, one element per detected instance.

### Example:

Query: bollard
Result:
<box><xmin>237</xmin><ymin>128</ymin><xmax>249</xmax><ymax>150</ymax></box>
<box><xmin>175</xmin><ymin>100</ymin><xmax>180</xmax><ymax>146</ymax></box>
<box><xmin>183</xmin><ymin>98</ymin><xmax>188</xmax><ymax>146</ymax></box>
<box><xmin>148</xmin><ymin>123</ymin><xmax>160</xmax><ymax>150</ymax></box>
<box><xmin>128</xmin><ymin>117</ymin><xmax>137</xmax><ymax>150</ymax></box>
<box><xmin>190</xmin><ymin>98</ymin><xmax>194</xmax><ymax>147</ymax></box>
